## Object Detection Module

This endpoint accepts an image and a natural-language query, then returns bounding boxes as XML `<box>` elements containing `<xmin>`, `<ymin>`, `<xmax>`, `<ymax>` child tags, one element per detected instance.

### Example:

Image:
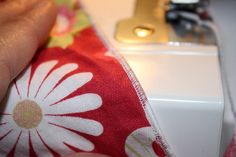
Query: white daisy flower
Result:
<box><xmin>125</xmin><ymin>127</ymin><xmax>161</xmax><ymax>157</ymax></box>
<box><xmin>0</xmin><ymin>60</ymin><xmax>103</xmax><ymax>157</ymax></box>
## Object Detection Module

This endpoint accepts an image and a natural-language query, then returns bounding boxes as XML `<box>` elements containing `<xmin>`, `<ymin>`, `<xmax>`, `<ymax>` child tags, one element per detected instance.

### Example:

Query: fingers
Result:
<box><xmin>17</xmin><ymin>0</ymin><xmax>58</xmax><ymax>45</ymax></box>
<box><xmin>0</xmin><ymin>0</ymin><xmax>57</xmax><ymax>100</ymax></box>
<box><xmin>0</xmin><ymin>0</ymin><xmax>39</xmax><ymax>22</ymax></box>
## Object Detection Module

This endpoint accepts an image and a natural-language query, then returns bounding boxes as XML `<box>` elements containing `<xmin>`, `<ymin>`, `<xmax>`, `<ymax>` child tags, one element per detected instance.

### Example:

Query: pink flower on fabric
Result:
<box><xmin>48</xmin><ymin>6</ymin><xmax>91</xmax><ymax>48</ymax></box>
<box><xmin>51</xmin><ymin>6</ymin><xmax>76</xmax><ymax>36</ymax></box>
<box><xmin>0</xmin><ymin>60</ymin><xmax>103</xmax><ymax>156</ymax></box>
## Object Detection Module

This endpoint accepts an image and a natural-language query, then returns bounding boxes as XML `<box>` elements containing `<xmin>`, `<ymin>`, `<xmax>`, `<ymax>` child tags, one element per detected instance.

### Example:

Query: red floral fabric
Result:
<box><xmin>0</xmin><ymin>1</ymin><xmax>170</xmax><ymax>157</ymax></box>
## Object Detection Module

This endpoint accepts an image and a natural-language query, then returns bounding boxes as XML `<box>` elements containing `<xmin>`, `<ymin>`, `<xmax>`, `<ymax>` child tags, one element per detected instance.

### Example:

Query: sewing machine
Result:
<box><xmin>80</xmin><ymin>0</ymin><xmax>235</xmax><ymax>156</ymax></box>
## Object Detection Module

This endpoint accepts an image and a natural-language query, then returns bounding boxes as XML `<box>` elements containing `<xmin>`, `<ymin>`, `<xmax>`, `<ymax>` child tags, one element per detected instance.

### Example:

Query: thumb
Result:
<box><xmin>0</xmin><ymin>0</ymin><xmax>57</xmax><ymax>101</ymax></box>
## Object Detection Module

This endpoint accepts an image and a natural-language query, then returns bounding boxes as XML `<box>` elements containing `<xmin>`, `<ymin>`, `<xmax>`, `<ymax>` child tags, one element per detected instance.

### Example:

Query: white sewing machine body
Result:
<box><xmin>81</xmin><ymin>0</ymin><xmax>235</xmax><ymax>157</ymax></box>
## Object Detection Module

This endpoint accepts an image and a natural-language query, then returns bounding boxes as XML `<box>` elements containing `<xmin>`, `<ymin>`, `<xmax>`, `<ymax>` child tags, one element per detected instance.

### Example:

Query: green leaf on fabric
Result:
<box><xmin>54</xmin><ymin>0</ymin><xmax>77</xmax><ymax>9</ymax></box>
<box><xmin>47</xmin><ymin>34</ymin><xmax>74</xmax><ymax>48</ymax></box>
<box><xmin>71</xmin><ymin>10</ymin><xmax>91</xmax><ymax>34</ymax></box>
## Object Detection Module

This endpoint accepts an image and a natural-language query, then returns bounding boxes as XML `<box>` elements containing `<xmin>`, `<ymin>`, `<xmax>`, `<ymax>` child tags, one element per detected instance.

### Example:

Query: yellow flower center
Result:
<box><xmin>13</xmin><ymin>100</ymin><xmax>43</xmax><ymax>129</ymax></box>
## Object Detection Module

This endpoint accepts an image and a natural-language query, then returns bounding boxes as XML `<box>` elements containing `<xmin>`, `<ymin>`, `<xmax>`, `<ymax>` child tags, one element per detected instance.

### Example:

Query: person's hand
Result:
<box><xmin>0</xmin><ymin>0</ymin><xmax>57</xmax><ymax>101</ymax></box>
<box><xmin>0</xmin><ymin>1</ymin><xmax>111</xmax><ymax>157</ymax></box>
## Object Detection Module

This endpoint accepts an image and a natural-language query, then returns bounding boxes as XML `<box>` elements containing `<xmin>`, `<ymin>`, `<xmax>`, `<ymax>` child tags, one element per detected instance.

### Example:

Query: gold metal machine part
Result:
<box><xmin>115</xmin><ymin>0</ymin><xmax>169</xmax><ymax>44</ymax></box>
<box><xmin>115</xmin><ymin>0</ymin><xmax>217</xmax><ymax>45</ymax></box>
